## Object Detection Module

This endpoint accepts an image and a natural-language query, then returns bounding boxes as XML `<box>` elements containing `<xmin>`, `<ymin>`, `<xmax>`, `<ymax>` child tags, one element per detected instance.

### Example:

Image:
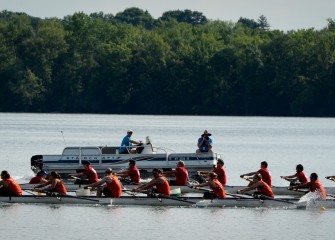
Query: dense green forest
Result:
<box><xmin>0</xmin><ymin>8</ymin><xmax>335</xmax><ymax>116</ymax></box>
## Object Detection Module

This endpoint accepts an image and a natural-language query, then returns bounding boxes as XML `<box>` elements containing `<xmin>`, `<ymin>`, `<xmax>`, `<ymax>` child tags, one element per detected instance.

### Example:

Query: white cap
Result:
<box><xmin>127</xmin><ymin>129</ymin><xmax>133</xmax><ymax>133</ymax></box>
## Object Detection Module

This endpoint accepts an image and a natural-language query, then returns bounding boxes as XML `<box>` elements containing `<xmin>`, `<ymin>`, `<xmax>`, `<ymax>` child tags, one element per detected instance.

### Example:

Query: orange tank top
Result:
<box><xmin>53</xmin><ymin>179</ymin><xmax>67</xmax><ymax>194</ymax></box>
<box><xmin>257</xmin><ymin>180</ymin><xmax>274</xmax><ymax>198</ymax></box>
<box><xmin>5</xmin><ymin>178</ymin><xmax>22</xmax><ymax>196</ymax></box>
<box><xmin>210</xmin><ymin>179</ymin><xmax>226</xmax><ymax>199</ymax></box>
<box><xmin>156</xmin><ymin>177</ymin><xmax>170</xmax><ymax>196</ymax></box>
<box><xmin>310</xmin><ymin>180</ymin><xmax>327</xmax><ymax>199</ymax></box>
<box><xmin>106</xmin><ymin>175</ymin><xmax>122</xmax><ymax>198</ymax></box>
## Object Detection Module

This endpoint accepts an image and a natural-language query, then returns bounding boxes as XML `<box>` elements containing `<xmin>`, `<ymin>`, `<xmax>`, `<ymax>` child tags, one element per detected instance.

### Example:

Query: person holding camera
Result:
<box><xmin>196</xmin><ymin>130</ymin><xmax>213</xmax><ymax>153</ymax></box>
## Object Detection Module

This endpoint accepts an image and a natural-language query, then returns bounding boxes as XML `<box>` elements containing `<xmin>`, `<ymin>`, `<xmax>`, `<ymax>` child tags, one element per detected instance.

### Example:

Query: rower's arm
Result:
<box><xmin>280</xmin><ymin>175</ymin><xmax>296</xmax><ymax>180</ymax></box>
<box><xmin>69</xmin><ymin>172</ymin><xmax>84</xmax><ymax>177</ymax></box>
<box><xmin>192</xmin><ymin>182</ymin><xmax>209</xmax><ymax>188</ymax></box>
<box><xmin>34</xmin><ymin>180</ymin><xmax>51</xmax><ymax>189</ymax></box>
<box><xmin>239</xmin><ymin>182</ymin><xmax>262</xmax><ymax>193</ymax></box>
<box><xmin>292</xmin><ymin>182</ymin><xmax>310</xmax><ymax>190</ymax></box>
<box><xmin>163</xmin><ymin>170</ymin><xmax>176</xmax><ymax>177</ymax></box>
<box><xmin>136</xmin><ymin>179</ymin><xmax>157</xmax><ymax>191</ymax></box>
<box><xmin>85</xmin><ymin>178</ymin><xmax>106</xmax><ymax>189</ymax></box>
<box><xmin>115</xmin><ymin>171</ymin><xmax>129</xmax><ymax>177</ymax></box>
<box><xmin>240</xmin><ymin>171</ymin><xmax>257</xmax><ymax>178</ymax></box>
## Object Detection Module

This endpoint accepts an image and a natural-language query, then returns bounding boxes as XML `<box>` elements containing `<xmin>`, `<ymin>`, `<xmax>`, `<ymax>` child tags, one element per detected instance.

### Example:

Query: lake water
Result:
<box><xmin>1</xmin><ymin>113</ymin><xmax>335</xmax><ymax>239</ymax></box>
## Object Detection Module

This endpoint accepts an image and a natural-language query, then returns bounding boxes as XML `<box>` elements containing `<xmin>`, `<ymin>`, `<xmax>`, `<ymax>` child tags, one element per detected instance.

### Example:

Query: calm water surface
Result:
<box><xmin>0</xmin><ymin>113</ymin><xmax>335</xmax><ymax>240</ymax></box>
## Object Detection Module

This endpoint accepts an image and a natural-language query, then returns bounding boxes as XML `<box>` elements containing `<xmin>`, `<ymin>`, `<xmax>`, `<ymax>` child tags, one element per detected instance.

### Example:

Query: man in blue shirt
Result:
<box><xmin>196</xmin><ymin>130</ymin><xmax>213</xmax><ymax>153</ymax></box>
<box><xmin>119</xmin><ymin>130</ymin><xmax>141</xmax><ymax>154</ymax></box>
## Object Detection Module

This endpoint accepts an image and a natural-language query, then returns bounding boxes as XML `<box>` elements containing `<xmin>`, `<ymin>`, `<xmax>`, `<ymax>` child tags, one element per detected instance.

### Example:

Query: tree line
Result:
<box><xmin>0</xmin><ymin>8</ymin><xmax>334</xmax><ymax>116</ymax></box>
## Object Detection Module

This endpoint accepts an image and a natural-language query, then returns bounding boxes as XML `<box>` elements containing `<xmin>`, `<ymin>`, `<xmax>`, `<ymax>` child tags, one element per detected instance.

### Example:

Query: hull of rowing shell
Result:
<box><xmin>19</xmin><ymin>183</ymin><xmax>335</xmax><ymax>196</ymax></box>
<box><xmin>1</xmin><ymin>196</ymin><xmax>334</xmax><ymax>208</ymax></box>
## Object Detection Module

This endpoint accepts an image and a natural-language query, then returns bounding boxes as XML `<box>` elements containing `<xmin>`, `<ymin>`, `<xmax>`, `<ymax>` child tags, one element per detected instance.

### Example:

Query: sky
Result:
<box><xmin>1</xmin><ymin>0</ymin><xmax>334</xmax><ymax>31</ymax></box>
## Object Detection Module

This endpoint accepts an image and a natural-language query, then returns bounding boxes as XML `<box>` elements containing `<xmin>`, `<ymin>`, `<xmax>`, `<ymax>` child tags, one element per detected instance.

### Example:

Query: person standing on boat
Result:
<box><xmin>0</xmin><ymin>170</ymin><xmax>22</xmax><ymax>196</ymax></box>
<box><xmin>84</xmin><ymin>168</ymin><xmax>122</xmax><ymax>198</ymax></box>
<box><xmin>132</xmin><ymin>168</ymin><xmax>170</xmax><ymax>196</ymax></box>
<box><xmin>196</xmin><ymin>130</ymin><xmax>213</xmax><ymax>154</ymax></box>
<box><xmin>29</xmin><ymin>170</ymin><xmax>48</xmax><ymax>184</ymax></box>
<box><xmin>115</xmin><ymin>159</ymin><xmax>141</xmax><ymax>184</ymax></box>
<box><xmin>69</xmin><ymin>160</ymin><xmax>98</xmax><ymax>184</ymax></box>
<box><xmin>237</xmin><ymin>173</ymin><xmax>274</xmax><ymax>198</ymax></box>
<box><xmin>198</xmin><ymin>158</ymin><xmax>227</xmax><ymax>186</ymax></box>
<box><xmin>119</xmin><ymin>129</ymin><xmax>141</xmax><ymax>154</ymax></box>
<box><xmin>240</xmin><ymin>161</ymin><xmax>272</xmax><ymax>186</ymax></box>
<box><xmin>192</xmin><ymin>172</ymin><xmax>226</xmax><ymax>199</ymax></box>
<box><xmin>163</xmin><ymin>160</ymin><xmax>189</xmax><ymax>186</ymax></box>
<box><xmin>280</xmin><ymin>164</ymin><xmax>309</xmax><ymax>186</ymax></box>
<box><xmin>33</xmin><ymin>171</ymin><xmax>67</xmax><ymax>196</ymax></box>
<box><xmin>289</xmin><ymin>173</ymin><xmax>327</xmax><ymax>199</ymax></box>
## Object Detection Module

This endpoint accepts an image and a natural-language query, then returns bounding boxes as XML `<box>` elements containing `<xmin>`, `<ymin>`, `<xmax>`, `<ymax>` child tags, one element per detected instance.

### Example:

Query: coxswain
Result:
<box><xmin>132</xmin><ymin>168</ymin><xmax>170</xmax><ymax>196</ymax></box>
<box><xmin>29</xmin><ymin>170</ymin><xmax>48</xmax><ymax>184</ymax></box>
<box><xmin>290</xmin><ymin>173</ymin><xmax>327</xmax><ymax>199</ymax></box>
<box><xmin>280</xmin><ymin>164</ymin><xmax>308</xmax><ymax>186</ymax></box>
<box><xmin>0</xmin><ymin>170</ymin><xmax>22</xmax><ymax>196</ymax></box>
<box><xmin>237</xmin><ymin>173</ymin><xmax>274</xmax><ymax>198</ymax></box>
<box><xmin>115</xmin><ymin>159</ymin><xmax>141</xmax><ymax>184</ymax></box>
<box><xmin>192</xmin><ymin>172</ymin><xmax>226</xmax><ymax>199</ymax></box>
<box><xmin>163</xmin><ymin>160</ymin><xmax>189</xmax><ymax>186</ymax></box>
<box><xmin>84</xmin><ymin>168</ymin><xmax>122</xmax><ymax>198</ymax></box>
<box><xmin>69</xmin><ymin>160</ymin><xmax>98</xmax><ymax>184</ymax></box>
<box><xmin>198</xmin><ymin>158</ymin><xmax>227</xmax><ymax>186</ymax></box>
<box><xmin>34</xmin><ymin>171</ymin><xmax>67</xmax><ymax>196</ymax></box>
<box><xmin>240</xmin><ymin>161</ymin><xmax>272</xmax><ymax>186</ymax></box>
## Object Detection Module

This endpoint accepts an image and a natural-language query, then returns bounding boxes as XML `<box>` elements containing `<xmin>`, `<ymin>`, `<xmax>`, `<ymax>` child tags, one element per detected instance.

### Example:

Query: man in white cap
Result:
<box><xmin>196</xmin><ymin>130</ymin><xmax>213</xmax><ymax>153</ymax></box>
<box><xmin>119</xmin><ymin>129</ymin><xmax>141</xmax><ymax>154</ymax></box>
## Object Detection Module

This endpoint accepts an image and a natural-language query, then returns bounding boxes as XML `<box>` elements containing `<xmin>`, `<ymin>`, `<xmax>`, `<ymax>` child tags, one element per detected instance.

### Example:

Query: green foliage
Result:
<box><xmin>0</xmin><ymin>10</ymin><xmax>334</xmax><ymax>116</ymax></box>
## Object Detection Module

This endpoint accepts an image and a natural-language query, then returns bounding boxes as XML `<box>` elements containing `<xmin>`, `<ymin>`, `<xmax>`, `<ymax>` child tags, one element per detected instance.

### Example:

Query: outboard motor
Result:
<box><xmin>31</xmin><ymin>155</ymin><xmax>43</xmax><ymax>173</ymax></box>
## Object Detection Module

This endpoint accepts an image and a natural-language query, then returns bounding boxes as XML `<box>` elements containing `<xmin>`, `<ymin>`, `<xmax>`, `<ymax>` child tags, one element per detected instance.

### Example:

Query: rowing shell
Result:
<box><xmin>1</xmin><ymin>195</ymin><xmax>334</xmax><ymax>209</ymax></box>
<box><xmin>19</xmin><ymin>183</ymin><xmax>335</xmax><ymax>196</ymax></box>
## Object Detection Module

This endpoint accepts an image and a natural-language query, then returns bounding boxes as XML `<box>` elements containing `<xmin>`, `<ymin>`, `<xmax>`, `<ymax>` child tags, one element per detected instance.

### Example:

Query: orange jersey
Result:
<box><xmin>257</xmin><ymin>180</ymin><xmax>274</xmax><ymax>198</ymax></box>
<box><xmin>210</xmin><ymin>179</ymin><xmax>226</xmax><ymax>199</ymax></box>
<box><xmin>5</xmin><ymin>178</ymin><xmax>22</xmax><ymax>196</ymax></box>
<box><xmin>156</xmin><ymin>177</ymin><xmax>170</xmax><ymax>196</ymax></box>
<box><xmin>106</xmin><ymin>175</ymin><xmax>122</xmax><ymax>198</ymax></box>
<box><xmin>310</xmin><ymin>180</ymin><xmax>327</xmax><ymax>199</ymax></box>
<box><xmin>53</xmin><ymin>180</ymin><xmax>67</xmax><ymax>194</ymax></box>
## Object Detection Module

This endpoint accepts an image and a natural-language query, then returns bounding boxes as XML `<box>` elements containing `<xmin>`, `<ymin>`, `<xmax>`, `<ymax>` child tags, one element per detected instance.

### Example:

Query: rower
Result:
<box><xmin>69</xmin><ymin>160</ymin><xmax>98</xmax><ymax>184</ymax></box>
<box><xmin>0</xmin><ymin>170</ymin><xmax>22</xmax><ymax>196</ymax></box>
<box><xmin>163</xmin><ymin>160</ymin><xmax>189</xmax><ymax>186</ymax></box>
<box><xmin>289</xmin><ymin>173</ymin><xmax>327</xmax><ymax>199</ymax></box>
<box><xmin>240</xmin><ymin>161</ymin><xmax>272</xmax><ymax>186</ymax></box>
<box><xmin>29</xmin><ymin>170</ymin><xmax>48</xmax><ymax>184</ymax></box>
<box><xmin>237</xmin><ymin>173</ymin><xmax>274</xmax><ymax>198</ymax></box>
<box><xmin>280</xmin><ymin>164</ymin><xmax>308</xmax><ymax>186</ymax></box>
<box><xmin>192</xmin><ymin>172</ymin><xmax>226</xmax><ymax>199</ymax></box>
<box><xmin>114</xmin><ymin>159</ymin><xmax>140</xmax><ymax>185</ymax></box>
<box><xmin>132</xmin><ymin>168</ymin><xmax>170</xmax><ymax>196</ymax></box>
<box><xmin>33</xmin><ymin>171</ymin><xmax>67</xmax><ymax>196</ymax></box>
<box><xmin>84</xmin><ymin>168</ymin><xmax>122</xmax><ymax>198</ymax></box>
<box><xmin>198</xmin><ymin>158</ymin><xmax>227</xmax><ymax>186</ymax></box>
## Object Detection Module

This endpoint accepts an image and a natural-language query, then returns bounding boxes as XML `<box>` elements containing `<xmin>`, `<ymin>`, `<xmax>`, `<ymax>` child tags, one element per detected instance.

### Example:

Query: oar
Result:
<box><xmin>188</xmin><ymin>186</ymin><xmax>252</xmax><ymax>199</ymax></box>
<box><xmin>23</xmin><ymin>189</ymin><xmax>41</xmax><ymax>198</ymax></box>
<box><xmin>157</xmin><ymin>194</ymin><xmax>197</xmax><ymax>204</ymax></box>
<box><xmin>246</xmin><ymin>193</ymin><xmax>303</xmax><ymax>207</ymax></box>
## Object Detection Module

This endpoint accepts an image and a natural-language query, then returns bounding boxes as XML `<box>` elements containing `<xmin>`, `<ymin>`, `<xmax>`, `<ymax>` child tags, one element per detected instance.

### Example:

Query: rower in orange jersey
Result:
<box><xmin>280</xmin><ymin>164</ymin><xmax>309</xmax><ymax>186</ymax></box>
<box><xmin>115</xmin><ymin>159</ymin><xmax>141</xmax><ymax>185</ymax></box>
<box><xmin>163</xmin><ymin>160</ymin><xmax>189</xmax><ymax>186</ymax></box>
<box><xmin>29</xmin><ymin>170</ymin><xmax>48</xmax><ymax>184</ymax></box>
<box><xmin>34</xmin><ymin>171</ymin><xmax>67</xmax><ymax>196</ymax></box>
<box><xmin>192</xmin><ymin>172</ymin><xmax>226</xmax><ymax>199</ymax></box>
<box><xmin>290</xmin><ymin>172</ymin><xmax>327</xmax><ymax>200</ymax></box>
<box><xmin>85</xmin><ymin>168</ymin><xmax>122</xmax><ymax>198</ymax></box>
<box><xmin>198</xmin><ymin>158</ymin><xmax>227</xmax><ymax>186</ymax></box>
<box><xmin>240</xmin><ymin>161</ymin><xmax>272</xmax><ymax>186</ymax></box>
<box><xmin>69</xmin><ymin>160</ymin><xmax>98</xmax><ymax>184</ymax></box>
<box><xmin>132</xmin><ymin>168</ymin><xmax>170</xmax><ymax>196</ymax></box>
<box><xmin>237</xmin><ymin>173</ymin><xmax>274</xmax><ymax>198</ymax></box>
<box><xmin>0</xmin><ymin>170</ymin><xmax>22</xmax><ymax>196</ymax></box>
